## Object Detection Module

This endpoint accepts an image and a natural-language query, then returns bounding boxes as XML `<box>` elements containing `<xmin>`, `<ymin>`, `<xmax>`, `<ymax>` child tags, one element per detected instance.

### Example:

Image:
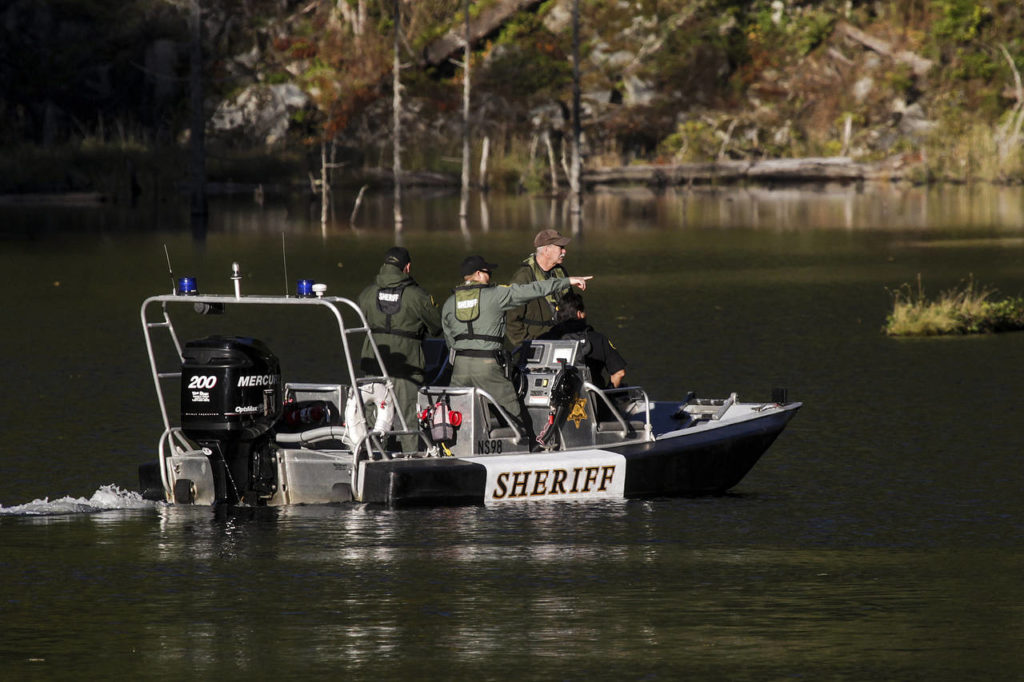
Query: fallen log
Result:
<box><xmin>0</xmin><ymin>192</ymin><xmax>108</xmax><ymax>206</ymax></box>
<box><xmin>582</xmin><ymin>157</ymin><xmax>913</xmax><ymax>187</ymax></box>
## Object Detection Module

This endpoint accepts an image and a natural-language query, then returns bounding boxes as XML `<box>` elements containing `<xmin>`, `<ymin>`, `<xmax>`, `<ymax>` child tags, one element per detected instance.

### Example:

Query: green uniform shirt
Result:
<box><xmin>504</xmin><ymin>254</ymin><xmax>570</xmax><ymax>346</ymax></box>
<box><xmin>358</xmin><ymin>263</ymin><xmax>442</xmax><ymax>379</ymax></box>
<box><xmin>442</xmin><ymin>277</ymin><xmax>572</xmax><ymax>352</ymax></box>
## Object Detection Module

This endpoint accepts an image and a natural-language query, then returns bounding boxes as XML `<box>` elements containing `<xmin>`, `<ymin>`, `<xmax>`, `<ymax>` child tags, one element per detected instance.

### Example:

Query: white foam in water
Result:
<box><xmin>0</xmin><ymin>484</ymin><xmax>158</xmax><ymax>516</ymax></box>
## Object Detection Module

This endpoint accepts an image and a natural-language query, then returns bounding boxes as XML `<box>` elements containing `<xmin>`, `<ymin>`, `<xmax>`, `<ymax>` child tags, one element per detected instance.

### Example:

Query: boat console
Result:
<box><xmin>518</xmin><ymin>339</ymin><xmax>581</xmax><ymax>409</ymax></box>
<box><xmin>415</xmin><ymin>339</ymin><xmax>648</xmax><ymax>457</ymax></box>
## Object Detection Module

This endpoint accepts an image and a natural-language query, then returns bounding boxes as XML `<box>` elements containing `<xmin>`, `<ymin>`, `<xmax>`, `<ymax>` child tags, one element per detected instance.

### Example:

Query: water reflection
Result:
<box><xmin>1</xmin><ymin>186</ymin><xmax>1023</xmax><ymax>679</ymax></box>
<box><xmin>41</xmin><ymin>184</ymin><xmax>1014</xmax><ymax>239</ymax></box>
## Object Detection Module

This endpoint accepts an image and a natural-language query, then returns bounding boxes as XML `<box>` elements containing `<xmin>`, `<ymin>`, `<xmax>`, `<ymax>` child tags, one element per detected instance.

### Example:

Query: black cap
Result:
<box><xmin>460</xmin><ymin>255</ymin><xmax>498</xmax><ymax>278</ymax></box>
<box><xmin>383</xmin><ymin>246</ymin><xmax>410</xmax><ymax>269</ymax></box>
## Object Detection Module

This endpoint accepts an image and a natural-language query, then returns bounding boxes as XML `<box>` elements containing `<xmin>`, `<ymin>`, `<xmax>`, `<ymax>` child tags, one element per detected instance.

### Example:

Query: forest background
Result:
<box><xmin>2</xmin><ymin>0</ymin><xmax>1024</xmax><ymax>203</ymax></box>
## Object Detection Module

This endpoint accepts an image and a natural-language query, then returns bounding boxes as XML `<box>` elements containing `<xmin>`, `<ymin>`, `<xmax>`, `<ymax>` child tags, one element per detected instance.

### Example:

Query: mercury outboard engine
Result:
<box><xmin>180</xmin><ymin>336</ymin><xmax>282</xmax><ymax>504</ymax></box>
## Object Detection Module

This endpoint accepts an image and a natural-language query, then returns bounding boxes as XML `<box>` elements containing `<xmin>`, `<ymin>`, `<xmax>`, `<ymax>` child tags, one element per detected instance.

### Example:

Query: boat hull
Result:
<box><xmin>359</xmin><ymin>404</ymin><xmax>799</xmax><ymax>506</ymax></box>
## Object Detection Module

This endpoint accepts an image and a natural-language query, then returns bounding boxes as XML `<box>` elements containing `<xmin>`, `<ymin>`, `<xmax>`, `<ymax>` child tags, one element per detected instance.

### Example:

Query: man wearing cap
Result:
<box><xmin>505</xmin><ymin>229</ymin><xmax>573</xmax><ymax>346</ymax></box>
<box><xmin>358</xmin><ymin>246</ymin><xmax>442</xmax><ymax>452</ymax></box>
<box><xmin>442</xmin><ymin>254</ymin><xmax>592</xmax><ymax>436</ymax></box>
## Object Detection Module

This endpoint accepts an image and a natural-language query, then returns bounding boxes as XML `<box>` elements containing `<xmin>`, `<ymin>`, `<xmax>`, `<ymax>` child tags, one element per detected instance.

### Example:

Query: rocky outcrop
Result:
<box><xmin>836</xmin><ymin>21</ymin><xmax>933</xmax><ymax>77</ymax></box>
<box><xmin>423</xmin><ymin>0</ymin><xmax>547</xmax><ymax>66</ymax></box>
<box><xmin>210</xmin><ymin>84</ymin><xmax>310</xmax><ymax>147</ymax></box>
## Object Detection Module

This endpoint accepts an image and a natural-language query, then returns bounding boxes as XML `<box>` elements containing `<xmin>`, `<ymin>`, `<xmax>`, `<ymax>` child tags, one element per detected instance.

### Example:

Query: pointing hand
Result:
<box><xmin>569</xmin><ymin>276</ymin><xmax>593</xmax><ymax>291</ymax></box>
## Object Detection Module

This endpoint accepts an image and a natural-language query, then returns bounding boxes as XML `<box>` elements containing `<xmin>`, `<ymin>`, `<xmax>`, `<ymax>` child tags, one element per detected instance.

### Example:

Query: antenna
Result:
<box><xmin>163</xmin><ymin>244</ymin><xmax>176</xmax><ymax>294</ymax></box>
<box><xmin>281</xmin><ymin>232</ymin><xmax>289</xmax><ymax>296</ymax></box>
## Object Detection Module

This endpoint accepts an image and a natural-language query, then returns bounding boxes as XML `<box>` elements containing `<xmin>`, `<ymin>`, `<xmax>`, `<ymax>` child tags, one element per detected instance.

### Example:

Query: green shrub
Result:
<box><xmin>885</xmin><ymin>275</ymin><xmax>1024</xmax><ymax>336</ymax></box>
<box><xmin>658</xmin><ymin>120</ymin><xmax>719</xmax><ymax>162</ymax></box>
<box><xmin>933</xmin><ymin>0</ymin><xmax>992</xmax><ymax>43</ymax></box>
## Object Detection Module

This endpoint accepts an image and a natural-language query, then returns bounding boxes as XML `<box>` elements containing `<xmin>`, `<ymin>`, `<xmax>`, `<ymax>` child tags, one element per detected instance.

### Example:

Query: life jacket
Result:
<box><xmin>520</xmin><ymin>251</ymin><xmax>569</xmax><ymax>327</ymax></box>
<box><xmin>524</xmin><ymin>253</ymin><xmax>573</xmax><ymax>309</ymax></box>
<box><xmin>452</xmin><ymin>284</ymin><xmax>504</xmax><ymax>345</ymax></box>
<box><xmin>372</xmin><ymin>281</ymin><xmax>420</xmax><ymax>339</ymax></box>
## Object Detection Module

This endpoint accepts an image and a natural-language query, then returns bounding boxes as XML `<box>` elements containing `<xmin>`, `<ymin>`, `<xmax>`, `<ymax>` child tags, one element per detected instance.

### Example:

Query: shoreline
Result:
<box><xmin>0</xmin><ymin>154</ymin><xmax>1000</xmax><ymax>205</ymax></box>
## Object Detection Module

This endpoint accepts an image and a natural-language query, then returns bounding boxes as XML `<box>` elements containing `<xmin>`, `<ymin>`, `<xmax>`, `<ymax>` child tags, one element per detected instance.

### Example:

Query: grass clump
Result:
<box><xmin>885</xmin><ymin>275</ymin><xmax>1024</xmax><ymax>336</ymax></box>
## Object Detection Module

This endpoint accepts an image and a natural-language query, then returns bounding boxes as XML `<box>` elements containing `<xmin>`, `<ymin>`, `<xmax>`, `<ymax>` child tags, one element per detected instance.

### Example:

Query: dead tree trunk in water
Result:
<box><xmin>997</xmin><ymin>44</ymin><xmax>1024</xmax><ymax>163</ymax></box>
<box><xmin>479</xmin><ymin>135</ymin><xmax>490</xmax><ymax>191</ymax></box>
<box><xmin>569</xmin><ymin>0</ymin><xmax>582</xmax><ymax>216</ymax></box>
<box><xmin>544</xmin><ymin>132</ymin><xmax>558</xmax><ymax>194</ymax></box>
<box><xmin>320</xmin><ymin>140</ymin><xmax>330</xmax><ymax>232</ymax></box>
<box><xmin>459</xmin><ymin>0</ymin><xmax>471</xmax><ymax>219</ymax></box>
<box><xmin>392</xmin><ymin>0</ymin><xmax>403</xmax><ymax>231</ymax></box>
<box><xmin>350</xmin><ymin>184</ymin><xmax>369</xmax><ymax>227</ymax></box>
<box><xmin>189</xmin><ymin>0</ymin><xmax>206</xmax><ymax>217</ymax></box>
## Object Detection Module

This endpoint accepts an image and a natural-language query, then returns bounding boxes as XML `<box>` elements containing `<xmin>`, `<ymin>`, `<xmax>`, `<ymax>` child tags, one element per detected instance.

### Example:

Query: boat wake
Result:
<box><xmin>0</xmin><ymin>484</ymin><xmax>157</xmax><ymax>516</ymax></box>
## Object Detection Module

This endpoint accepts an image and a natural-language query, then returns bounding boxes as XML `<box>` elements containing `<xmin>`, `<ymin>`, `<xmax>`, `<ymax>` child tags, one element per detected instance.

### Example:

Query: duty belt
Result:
<box><xmin>454</xmin><ymin>349</ymin><xmax>503</xmax><ymax>359</ymax></box>
<box><xmin>371</xmin><ymin>326</ymin><xmax>422</xmax><ymax>340</ymax></box>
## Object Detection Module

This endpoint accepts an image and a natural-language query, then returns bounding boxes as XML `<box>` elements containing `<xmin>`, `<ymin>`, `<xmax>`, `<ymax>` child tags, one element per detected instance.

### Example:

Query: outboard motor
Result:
<box><xmin>180</xmin><ymin>336</ymin><xmax>282</xmax><ymax>504</ymax></box>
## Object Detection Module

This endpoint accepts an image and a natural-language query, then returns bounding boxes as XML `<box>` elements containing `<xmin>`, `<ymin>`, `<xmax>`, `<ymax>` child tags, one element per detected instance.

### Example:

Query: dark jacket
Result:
<box><xmin>541</xmin><ymin>318</ymin><xmax>626</xmax><ymax>390</ymax></box>
<box><xmin>358</xmin><ymin>264</ymin><xmax>442</xmax><ymax>380</ymax></box>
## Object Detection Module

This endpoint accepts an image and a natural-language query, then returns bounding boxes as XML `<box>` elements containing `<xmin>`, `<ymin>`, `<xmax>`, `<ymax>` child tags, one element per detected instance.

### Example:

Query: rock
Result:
<box><xmin>529</xmin><ymin>103</ymin><xmax>568</xmax><ymax>132</ymax></box>
<box><xmin>622</xmin><ymin>74</ymin><xmax>656</xmax><ymax>107</ymax></box>
<box><xmin>210</xmin><ymin>83</ymin><xmax>310</xmax><ymax>147</ymax></box>
<box><xmin>602</xmin><ymin>50</ymin><xmax>636</xmax><ymax>71</ymax></box>
<box><xmin>898</xmin><ymin>102</ymin><xmax>936</xmax><ymax>136</ymax></box>
<box><xmin>542</xmin><ymin>0</ymin><xmax>571</xmax><ymax>33</ymax></box>
<box><xmin>423</xmin><ymin>0</ymin><xmax>547</xmax><ymax>66</ymax></box>
<box><xmin>853</xmin><ymin>76</ymin><xmax>874</xmax><ymax>103</ymax></box>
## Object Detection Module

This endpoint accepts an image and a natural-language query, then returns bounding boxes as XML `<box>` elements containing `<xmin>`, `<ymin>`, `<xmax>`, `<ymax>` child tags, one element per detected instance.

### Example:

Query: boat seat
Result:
<box><xmin>595</xmin><ymin>420</ymin><xmax>643</xmax><ymax>434</ymax></box>
<box><xmin>483</xmin><ymin>405</ymin><xmax>521</xmax><ymax>440</ymax></box>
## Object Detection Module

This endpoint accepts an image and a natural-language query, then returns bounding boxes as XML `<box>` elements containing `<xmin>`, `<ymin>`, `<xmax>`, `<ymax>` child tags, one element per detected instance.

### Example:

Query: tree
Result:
<box><xmin>392</xmin><ymin>0</ymin><xmax>404</xmax><ymax>231</ymax></box>
<box><xmin>459</xmin><ymin>0</ymin><xmax>472</xmax><ymax>221</ymax></box>
<box><xmin>189</xmin><ymin>0</ymin><xmax>206</xmax><ymax>219</ymax></box>
<box><xmin>569</xmin><ymin>0</ymin><xmax>582</xmax><ymax>217</ymax></box>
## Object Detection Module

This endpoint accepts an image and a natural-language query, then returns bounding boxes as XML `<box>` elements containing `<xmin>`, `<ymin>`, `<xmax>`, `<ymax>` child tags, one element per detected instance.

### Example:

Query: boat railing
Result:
<box><xmin>684</xmin><ymin>392</ymin><xmax>738</xmax><ymax>422</ymax></box>
<box><xmin>581</xmin><ymin>382</ymin><xmax>654</xmax><ymax>441</ymax></box>
<box><xmin>157</xmin><ymin>427</ymin><xmax>206</xmax><ymax>499</ymax></box>
<box><xmin>140</xmin><ymin>292</ymin><xmax>406</xmax><ymax>441</ymax></box>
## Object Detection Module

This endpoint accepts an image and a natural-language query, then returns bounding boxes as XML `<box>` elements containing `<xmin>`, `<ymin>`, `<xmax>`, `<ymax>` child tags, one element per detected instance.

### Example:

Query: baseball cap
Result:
<box><xmin>533</xmin><ymin>229</ymin><xmax>571</xmax><ymax>248</ymax></box>
<box><xmin>460</xmin><ymin>255</ymin><xmax>498</xmax><ymax>277</ymax></box>
<box><xmin>383</xmin><ymin>246</ymin><xmax>411</xmax><ymax>269</ymax></box>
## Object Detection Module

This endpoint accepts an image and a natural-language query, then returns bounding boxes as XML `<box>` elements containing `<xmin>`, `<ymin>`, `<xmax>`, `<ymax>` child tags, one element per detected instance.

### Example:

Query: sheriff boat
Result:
<box><xmin>138</xmin><ymin>265</ymin><xmax>800</xmax><ymax>507</ymax></box>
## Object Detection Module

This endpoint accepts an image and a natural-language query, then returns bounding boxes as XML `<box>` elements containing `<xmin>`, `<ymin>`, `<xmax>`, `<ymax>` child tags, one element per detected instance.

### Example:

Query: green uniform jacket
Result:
<box><xmin>358</xmin><ymin>264</ymin><xmax>442</xmax><ymax>379</ymax></box>
<box><xmin>442</xmin><ymin>277</ymin><xmax>572</xmax><ymax>353</ymax></box>
<box><xmin>504</xmin><ymin>254</ymin><xmax>570</xmax><ymax>346</ymax></box>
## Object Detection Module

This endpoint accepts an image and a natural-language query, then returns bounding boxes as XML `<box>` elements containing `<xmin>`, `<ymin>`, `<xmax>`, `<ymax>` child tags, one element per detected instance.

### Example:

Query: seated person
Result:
<box><xmin>539</xmin><ymin>291</ymin><xmax>626</xmax><ymax>390</ymax></box>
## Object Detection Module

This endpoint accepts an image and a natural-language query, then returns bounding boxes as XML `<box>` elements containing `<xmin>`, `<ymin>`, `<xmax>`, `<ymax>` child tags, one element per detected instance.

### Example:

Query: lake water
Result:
<box><xmin>0</xmin><ymin>184</ymin><xmax>1021</xmax><ymax>679</ymax></box>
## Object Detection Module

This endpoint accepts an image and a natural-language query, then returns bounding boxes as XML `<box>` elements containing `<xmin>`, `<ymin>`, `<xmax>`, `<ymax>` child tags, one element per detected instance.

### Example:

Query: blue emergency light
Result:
<box><xmin>296</xmin><ymin>279</ymin><xmax>315</xmax><ymax>298</ymax></box>
<box><xmin>178</xmin><ymin>276</ymin><xmax>198</xmax><ymax>295</ymax></box>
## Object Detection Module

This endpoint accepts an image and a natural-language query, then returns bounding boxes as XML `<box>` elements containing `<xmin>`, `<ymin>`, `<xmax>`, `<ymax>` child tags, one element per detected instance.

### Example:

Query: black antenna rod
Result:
<box><xmin>281</xmin><ymin>232</ymin><xmax>289</xmax><ymax>296</ymax></box>
<box><xmin>163</xmin><ymin>244</ymin><xmax>176</xmax><ymax>294</ymax></box>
